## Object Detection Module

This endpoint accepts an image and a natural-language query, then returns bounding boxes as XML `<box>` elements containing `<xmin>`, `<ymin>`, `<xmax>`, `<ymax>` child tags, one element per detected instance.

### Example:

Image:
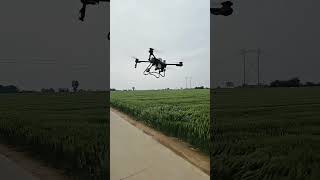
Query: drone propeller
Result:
<box><xmin>131</xmin><ymin>56</ymin><xmax>139</xmax><ymax>60</ymax></box>
<box><xmin>131</xmin><ymin>56</ymin><xmax>140</xmax><ymax>68</ymax></box>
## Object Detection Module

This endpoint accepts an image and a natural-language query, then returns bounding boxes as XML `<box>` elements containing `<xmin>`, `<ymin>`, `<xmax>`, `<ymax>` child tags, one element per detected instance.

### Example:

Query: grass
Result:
<box><xmin>212</xmin><ymin>87</ymin><xmax>320</xmax><ymax>180</ymax></box>
<box><xmin>0</xmin><ymin>92</ymin><xmax>108</xmax><ymax>180</ymax></box>
<box><xmin>110</xmin><ymin>89</ymin><xmax>210</xmax><ymax>154</ymax></box>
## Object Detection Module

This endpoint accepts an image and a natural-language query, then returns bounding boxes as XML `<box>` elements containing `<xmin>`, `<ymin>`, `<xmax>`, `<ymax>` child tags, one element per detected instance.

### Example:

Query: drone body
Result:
<box><xmin>133</xmin><ymin>48</ymin><xmax>183</xmax><ymax>78</ymax></box>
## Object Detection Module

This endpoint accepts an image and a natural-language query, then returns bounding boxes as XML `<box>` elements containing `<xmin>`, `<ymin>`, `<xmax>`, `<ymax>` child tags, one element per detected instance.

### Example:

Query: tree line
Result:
<box><xmin>0</xmin><ymin>85</ymin><xmax>19</xmax><ymax>93</ymax></box>
<box><xmin>269</xmin><ymin>77</ymin><xmax>320</xmax><ymax>87</ymax></box>
<box><xmin>0</xmin><ymin>80</ymin><xmax>105</xmax><ymax>93</ymax></box>
<box><xmin>220</xmin><ymin>77</ymin><xmax>320</xmax><ymax>88</ymax></box>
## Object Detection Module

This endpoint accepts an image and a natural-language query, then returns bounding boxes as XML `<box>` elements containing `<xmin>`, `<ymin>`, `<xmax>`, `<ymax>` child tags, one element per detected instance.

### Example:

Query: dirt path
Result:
<box><xmin>110</xmin><ymin>108</ymin><xmax>210</xmax><ymax>180</ymax></box>
<box><xmin>0</xmin><ymin>152</ymin><xmax>38</xmax><ymax>180</ymax></box>
<box><xmin>0</xmin><ymin>144</ymin><xmax>70</xmax><ymax>180</ymax></box>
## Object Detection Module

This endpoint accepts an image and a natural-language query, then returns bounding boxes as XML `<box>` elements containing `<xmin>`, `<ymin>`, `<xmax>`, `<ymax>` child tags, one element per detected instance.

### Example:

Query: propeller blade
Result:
<box><xmin>178</xmin><ymin>58</ymin><xmax>191</xmax><ymax>62</ymax></box>
<box><xmin>131</xmin><ymin>56</ymin><xmax>139</xmax><ymax>60</ymax></box>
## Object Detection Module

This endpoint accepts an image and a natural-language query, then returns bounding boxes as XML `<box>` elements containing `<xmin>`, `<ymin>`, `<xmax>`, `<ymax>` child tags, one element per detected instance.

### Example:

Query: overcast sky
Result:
<box><xmin>212</xmin><ymin>0</ymin><xmax>320</xmax><ymax>87</ymax></box>
<box><xmin>111</xmin><ymin>0</ymin><xmax>210</xmax><ymax>90</ymax></box>
<box><xmin>2</xmin><ymin>1</ymin><xmax>318</xmax><ymax>90</ymax></box>
<box><xmin>0</xmin><ymin>1</ymin><xmax>108</xmax><ymax>91</ymax></box>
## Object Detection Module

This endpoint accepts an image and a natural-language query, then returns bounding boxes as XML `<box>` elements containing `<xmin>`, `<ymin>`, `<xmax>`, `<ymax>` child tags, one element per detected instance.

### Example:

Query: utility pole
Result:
<box><xmin>240</xmin><ymin>49</ymin><xmax>246</xmax><ymax>87</ymax></box>
<box><xmin>185</xmin><ymin>77</ymin><xmax>188</xmax><ymax>89</ymax></box>
<box><xmin>257</xmin><ymin>48</ymin><xmax>261</xmax><ymax>86</ymax></box>
<box><xmin>189</xmin><ymin>77</ymin><xmax>192</xmax><ymax>89</ymax></box>
<box><xmin>240</xmin><ymin>48</ymin><xmax>262</xmax><ymax>87</ymax></box>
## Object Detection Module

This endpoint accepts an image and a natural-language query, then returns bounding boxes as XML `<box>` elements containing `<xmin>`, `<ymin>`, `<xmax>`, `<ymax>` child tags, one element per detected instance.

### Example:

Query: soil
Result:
<box><xmin>0</xmin><ymin>143</ymin><xmax>71</xmax><ymax>180</ymax></box>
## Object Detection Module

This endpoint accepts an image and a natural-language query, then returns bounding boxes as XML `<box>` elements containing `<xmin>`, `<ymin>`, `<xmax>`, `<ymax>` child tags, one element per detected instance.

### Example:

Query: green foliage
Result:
<box><xmin>110</xmin><ymin>89</ymin><xmax>210</xmax><ymax>154</ymax></box>
<box><xmin>0</xmin><ymin>93</ymin><xmax>108</xmax><ymax>180</ymax></box>
<box><xmin>212</xmin><ymin>87</ymin><xmax>320</xmax><ymax>180</ymax></box>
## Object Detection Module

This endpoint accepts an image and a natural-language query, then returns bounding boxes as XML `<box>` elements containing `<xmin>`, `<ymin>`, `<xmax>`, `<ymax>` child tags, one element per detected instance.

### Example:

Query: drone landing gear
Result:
<box><xmin>143</xmin><ymin>63</ymin><xmax>166</xmax><ymax>78</ymax></box>
<box><xmin>133</xmin><ymin>48</ymin><xmax>182</xmax><ymax>78</ymax></box>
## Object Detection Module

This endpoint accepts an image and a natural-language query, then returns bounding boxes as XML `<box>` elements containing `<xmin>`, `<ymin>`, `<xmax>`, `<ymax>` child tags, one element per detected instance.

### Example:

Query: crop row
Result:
<box><xmin>0</xmin><ymin>93</ymin><xmax>108</xmax><ymax>180</ymax></box>
<box><xmin>110</xmin><ymin>89</ymin><xmax>210</xmax><ymax>154</ymax></box>
<box><xmin>211</xmin><ymin>87</ymin><xmax>320</xmax><ymax>180</ymax></box>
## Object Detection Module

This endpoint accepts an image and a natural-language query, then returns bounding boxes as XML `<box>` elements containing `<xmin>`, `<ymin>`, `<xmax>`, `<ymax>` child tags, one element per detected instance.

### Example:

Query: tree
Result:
<box><xmin>270</xmin><ymin>80</ymin><xmax>281</xmax><ymax>87</ymax></box>
<box><xmin>288</xmin><ymin>77</ymin><xmax>300</xmax><ymax>87</ymax></box>
<box><xmin>226</xmin><ymin>81</ymin><xmax>234</xmax><ymax>88</ymax></box>
<box><xmin>41</xmin><ymin>88</ymin><xmax>55</xmax><ymax>93</ymax></box>
<box><xmin>72</xmin><ymin>80</ymin><xmax>80</xmax><ymax>92</ymax></box>
<box><xmin>0</xmin><ymin>85</ymin><xmax>19</xmax><ymax>93</ymax></box>
<box><xmin>305</xmin><ymin>82</ymin><xmax>316</xmax><ymax>87</ymax></box>
<box><xmin>59</xmin><ymin>88</ymin><xmax>69</xmax><ymax>93</ymax></box>
<box><xmin>195</xmin><ymin>86</ymin><xmax>204</xmax><ymax>89</ymax></box>
<box><xmin>270</xmin><ymin>77</ymin><xmax>301</xmax><ymax>87</ymax></box>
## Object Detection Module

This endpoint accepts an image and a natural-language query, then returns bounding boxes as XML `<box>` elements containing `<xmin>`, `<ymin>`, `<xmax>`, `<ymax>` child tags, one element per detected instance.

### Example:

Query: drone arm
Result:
<box><xmin>166</xmin><ymin>62</ymin><xmax>183</xmax><ymax>66</ymax></box>
<box><xmin>134</xmin><ymin>60</ymin><xmax>149</xmax><ymax>68</ymax></box>
<box><xmin>79</xmin><ymin>3</ymin><xmax>87</xmax><ymax>21</ymax></box>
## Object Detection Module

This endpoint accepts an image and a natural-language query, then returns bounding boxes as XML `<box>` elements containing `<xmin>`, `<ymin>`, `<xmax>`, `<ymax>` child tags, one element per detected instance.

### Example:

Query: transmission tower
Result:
<box><xmin>185</xmin><ymin>77</ymin><xmax>188</xmax><ymax>89</ymax></box>
<box><xmin>240</xmin><ymin>48</ymin><xmax>262</xmax><ymax>87</ymax></box>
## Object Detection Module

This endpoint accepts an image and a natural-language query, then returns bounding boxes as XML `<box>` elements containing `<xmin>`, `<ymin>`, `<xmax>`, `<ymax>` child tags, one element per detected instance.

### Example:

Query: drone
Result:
<box><xmin>133</xmin><ymin>48</ymin><xmax>183</xmax><ymax>78</ymax></box>
<box><xmin>211</xmin><ymin>1</ymin><xmax>234</xmax><ymax>16</ymax></box>
<box><xmin>79</xmin><ymin>0</ymin><xmax>110</xmax><ymax>40</ymax></box>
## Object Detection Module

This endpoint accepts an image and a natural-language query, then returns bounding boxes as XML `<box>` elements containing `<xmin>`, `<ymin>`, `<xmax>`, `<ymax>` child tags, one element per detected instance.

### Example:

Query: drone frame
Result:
<box><xmin>134</xmin><ymin>48</ymin><xmax>183</xmax><ymax>78</ymax></box>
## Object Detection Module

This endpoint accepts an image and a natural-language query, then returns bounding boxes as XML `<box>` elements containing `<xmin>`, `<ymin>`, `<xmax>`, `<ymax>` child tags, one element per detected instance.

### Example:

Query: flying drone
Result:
<box><xmin>133</xmin><ymin>48</ymin><xmax>183</xmax><ymax>78</ymax></box>
<box><xmin>211</xmin><ymin>1</ymin><xmax>234</xmax><ymax>16</ymax></box>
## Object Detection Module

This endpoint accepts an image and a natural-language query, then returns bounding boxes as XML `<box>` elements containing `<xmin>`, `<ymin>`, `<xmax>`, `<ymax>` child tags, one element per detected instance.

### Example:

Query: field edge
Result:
<box><xmin>110</xmin><ymin>107</ymin><xmax>210</xmax><ymax>175</ymax></box>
